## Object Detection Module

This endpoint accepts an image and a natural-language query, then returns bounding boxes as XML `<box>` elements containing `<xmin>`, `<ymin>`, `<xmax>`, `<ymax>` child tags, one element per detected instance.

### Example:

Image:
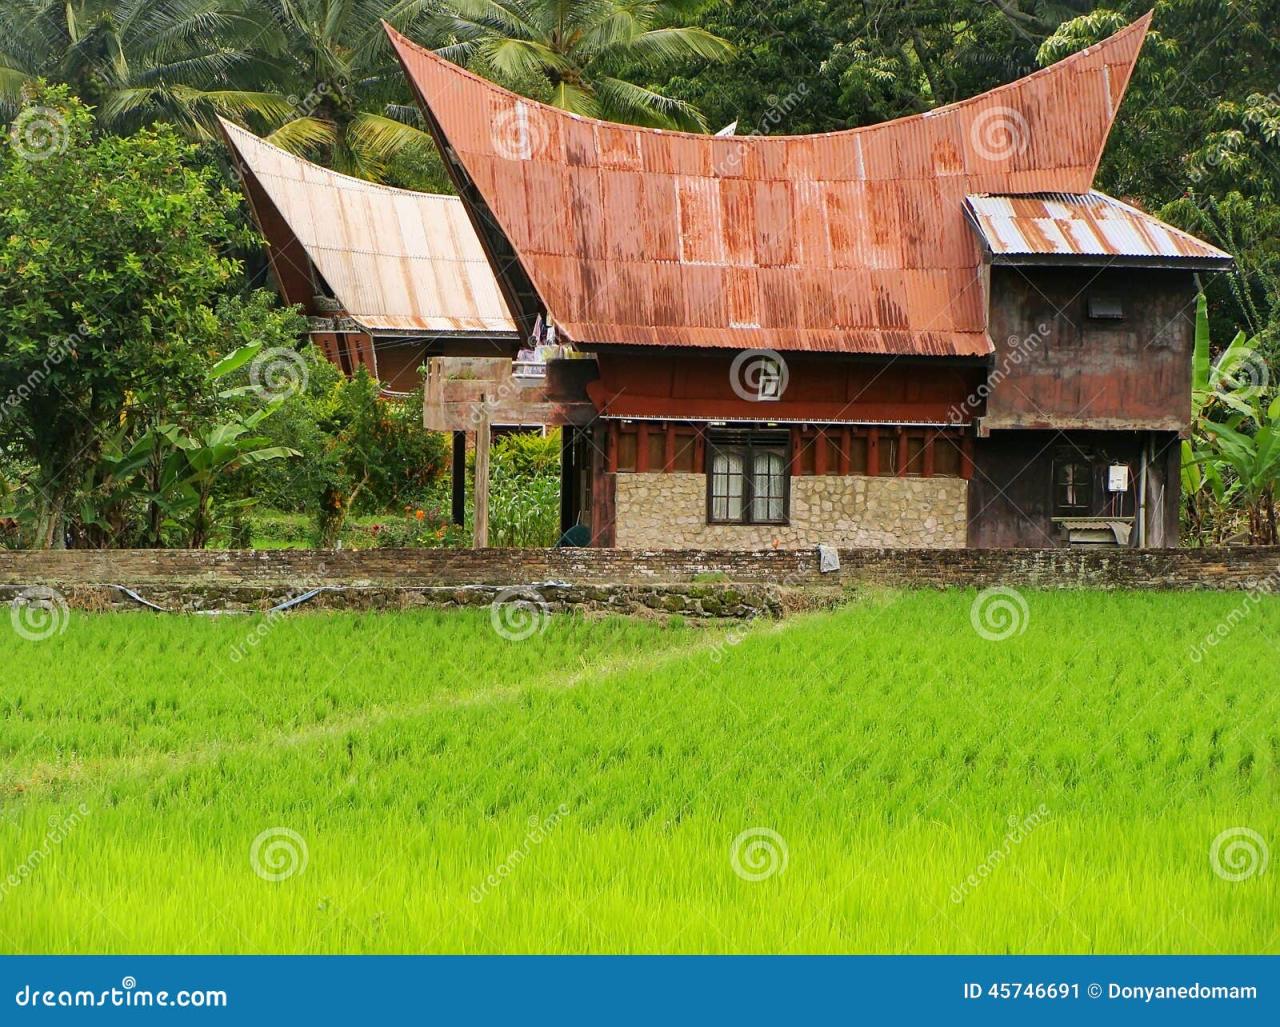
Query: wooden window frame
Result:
<box><xmin>706</xmin><ymin>430</ymin><xmax>791</xmax><ymax>526</ymax></box>
<box><xmin>1052</xmin><ymin>459</ymin><xmax>1094</xmax><ymax>516</ymax></box>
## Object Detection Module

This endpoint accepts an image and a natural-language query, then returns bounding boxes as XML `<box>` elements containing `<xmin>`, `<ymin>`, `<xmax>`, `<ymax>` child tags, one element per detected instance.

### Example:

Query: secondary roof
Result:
<box><xmin>964</xmin><ymin>191</ymin><xmax>1232</xmax><ymax>269</ymax></box>
<box><xmin>219</xmin><ymin>119</ymin><xmax>516</xmax><ymax>338</ymax></box>
<box><xmin>387</xmin><ymin>14</ymin><xmax>1164</xmax><ymax>359</ymax></box>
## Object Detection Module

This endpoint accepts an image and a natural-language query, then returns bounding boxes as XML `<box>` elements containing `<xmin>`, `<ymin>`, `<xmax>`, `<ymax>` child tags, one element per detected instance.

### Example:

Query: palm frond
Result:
<box><xmin>265</xmin><ymin>114</ymin><xmax>337</xmax><ymax>154</ymax></box>
<box><xmin>600</xmin><ymin>26</ymin><xmax>735</xmax><ymax>67</ymax></box>
<box><xmin>593</xmin><ymin>74</ymin><xmax>707</xmax><ymax>131</ymax></box>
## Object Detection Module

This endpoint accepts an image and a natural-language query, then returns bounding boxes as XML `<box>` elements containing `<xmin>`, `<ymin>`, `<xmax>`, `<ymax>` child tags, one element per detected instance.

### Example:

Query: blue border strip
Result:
<box><xmin>0</xmin><ymin>956</ymin><xmax>1274</xmax><ymax>1023</ymax></box>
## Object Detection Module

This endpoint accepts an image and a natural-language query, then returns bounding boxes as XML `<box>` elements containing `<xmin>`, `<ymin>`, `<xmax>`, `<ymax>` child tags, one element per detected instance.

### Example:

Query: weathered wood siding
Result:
<box><xmin>983</xmin><ymin>268</ymin><xmax>1196</xmax><ymax>432</ymax></box>
<box><xmin>968</xmin><ymin>429</ymin><xmax>1180</xmax><ymax>548</ymax></box>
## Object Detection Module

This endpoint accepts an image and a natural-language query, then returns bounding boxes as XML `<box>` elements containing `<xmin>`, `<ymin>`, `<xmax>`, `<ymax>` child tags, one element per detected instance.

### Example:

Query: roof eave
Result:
<box><xmin>988</xmin><ymin>253</ymin><xmax>1235</xmax><ymax>272</ymax></box>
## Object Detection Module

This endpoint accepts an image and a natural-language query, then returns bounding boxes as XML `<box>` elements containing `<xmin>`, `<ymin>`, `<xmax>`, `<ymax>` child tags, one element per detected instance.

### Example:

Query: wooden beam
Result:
<box><xmin>473</xmin><ymin>401</ymin><xmax>490</xmax><ymax>548</ymax></box>
<box><xmin>814</xmin><ymin>428</ymin><xmax>828</xmax><ymax>475</ymax></box>
<box><xmin>867</xmin><ymin>428</ymin><xmax>880</xmax><ymax>476</ymax></box>
<box><xmin>663</xmin><ymin>424</ymin><xmax>676</xmax><ymax>472</ymax></box>
<box><xmin>790</xmin><ymin>427</ymin><xmax>802</xmax><ymax>476</ymax></box>
<box><xmin>635</xmin><ymin>422</ymin><xmax>650</xmax><ymax>473</ymax></box>
<box><xmin>838</xmin><ymin>428</ymin><xmax>851</xmax><ymax>475</ymax></box>
<box><xmin>896</xmin><ymin>428</ymin><xmax>908</xmax><ymax>476</ymax></box>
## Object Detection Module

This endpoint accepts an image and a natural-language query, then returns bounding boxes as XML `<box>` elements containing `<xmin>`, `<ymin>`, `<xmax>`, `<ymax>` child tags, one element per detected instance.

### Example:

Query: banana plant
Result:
<box><xmin>155</xmin><ymin>399</ymin><xmax>298</xmax><ymax>549</ymax></box>
<box><xmin>1200</xmin><ymin>394</ymin><xmax>1280</xmax><ymax>544</ymax></box>
<box><xmin>1181</xmin><ymin>292</ymin><xmax>1257</xmax><ymax>542</ymax></box>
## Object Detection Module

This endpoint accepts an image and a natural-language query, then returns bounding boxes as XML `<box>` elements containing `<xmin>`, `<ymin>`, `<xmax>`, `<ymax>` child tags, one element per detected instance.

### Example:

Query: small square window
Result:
<box><xmin>1087</xmin><ymin>295</ymin><xmax>1124</xmax><ymax>320</ymax></box>
<box><xmin>707</xmin><ymin>430</ymin><xmax>789</xmax><ymax>524</ymax></box>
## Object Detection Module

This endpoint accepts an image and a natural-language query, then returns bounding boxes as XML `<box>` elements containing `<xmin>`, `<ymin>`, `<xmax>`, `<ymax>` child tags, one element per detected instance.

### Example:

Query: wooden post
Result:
<box><xmin>451</xmin><ymin>431</ymin><xmax>466</xmax><ymax>526</ymax></box>
<box><xmin>559</xmin><ymin>427</ymin><xmax>576</xmax><ymax>536</ymax></box>
<box><xmin>473</xmin><ymin>400</ymin><xmax>490</xmax><ymax>548</ymax></box>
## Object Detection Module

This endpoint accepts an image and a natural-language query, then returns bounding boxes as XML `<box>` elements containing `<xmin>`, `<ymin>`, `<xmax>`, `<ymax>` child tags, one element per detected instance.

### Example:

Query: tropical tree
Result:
<box><xmin>217</xmin><ymin>0</ymin><xmax>448</xmax><ymax>182</ymax></box>
<box><xmin>0</xmin><ymin>0</ymin><xmax>284</xmax><ymax>134</ymax></box>
<box><xmin>0</xmin><ymin>85</ymin><xmax>301</xmax><ymax>547</ymax></box>
<box><xmin>432</xmin><ymin>0</ymin><xmax>734</xmax><ymax>131</ymax></box>
<box><xmin>1202</xmin><ymin>400</ymin><xmax>1280</xmax><ymax>546</ymax></box>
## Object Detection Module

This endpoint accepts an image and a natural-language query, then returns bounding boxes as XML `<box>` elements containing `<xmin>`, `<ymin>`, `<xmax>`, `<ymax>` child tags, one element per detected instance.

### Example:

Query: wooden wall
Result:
<box><xmin>984</xmin><ymin>267</ymin><xmax>1197</xmax><ymax>432</ymax></box>
<box><xmin>967</xmin><ymin>429</ymin><xmax>1180</xmax><ymax>548</ymax></box>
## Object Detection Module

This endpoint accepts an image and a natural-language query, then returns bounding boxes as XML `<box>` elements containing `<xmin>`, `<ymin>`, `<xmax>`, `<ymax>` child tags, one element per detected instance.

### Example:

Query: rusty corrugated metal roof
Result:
<box><xmin>219</xmin><ymin>119</ymin><xmax>516</xmax><ymax>336</ymax></box>
<box><xmin>964</xmin><ymin>191</ymin><xmax>1232</xmax><ymax>267</ymax></box>
<box><xmin>387</xmin><ymin>14</ymin><xmax>1158</xmax><ymax>358</ymax></box>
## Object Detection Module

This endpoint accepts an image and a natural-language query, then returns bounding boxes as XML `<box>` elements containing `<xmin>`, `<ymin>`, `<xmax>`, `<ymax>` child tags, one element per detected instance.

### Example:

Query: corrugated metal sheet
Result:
<box><xmin>387</xmin><ymin>14</ymin><xmax>1160</xmax><ymax>358</ymax></box>
<box><xmin>219</xmin><ymin>119</ymin><xmax>516</xmax><ymax>336</ymax></box>
<box><xmin>964</xmin><ymin>191</ymin><xmax>1232</xmax><ymax>266</ymax></box>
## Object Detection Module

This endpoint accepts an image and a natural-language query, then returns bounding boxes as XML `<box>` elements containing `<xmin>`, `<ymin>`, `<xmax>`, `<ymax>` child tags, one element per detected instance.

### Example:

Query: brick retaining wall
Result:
<box><xmin>0</xmin><ymin>546</ymin><xmax>1276</xmax><ymax>592</ymax></box>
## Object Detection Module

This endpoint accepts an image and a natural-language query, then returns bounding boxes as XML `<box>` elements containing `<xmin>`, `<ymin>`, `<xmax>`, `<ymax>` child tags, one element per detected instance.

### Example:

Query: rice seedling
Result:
<box><xmin>1</xmin><ymin>591</ymin><xmax>1276</xmax><ymax>953</ymax></box>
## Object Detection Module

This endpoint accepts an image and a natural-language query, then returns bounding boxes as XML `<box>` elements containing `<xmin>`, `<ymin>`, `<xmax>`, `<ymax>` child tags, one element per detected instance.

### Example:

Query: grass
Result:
<box><xmin>1</xmin><ymin>590</ymin><xmax>1277</xmax><ymax>953</ymax></box>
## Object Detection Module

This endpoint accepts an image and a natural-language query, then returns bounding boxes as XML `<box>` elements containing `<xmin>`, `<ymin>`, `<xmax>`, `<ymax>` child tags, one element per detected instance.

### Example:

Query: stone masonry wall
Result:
<box><xmin>614</xmin><ymin>473</ymin><xmax>968</xmax><ymax>549</ymax></box>
<box><xmin>0</xmin><ymin>546</ymin><xmax>1276</xmax><ymax>593</ymax></box>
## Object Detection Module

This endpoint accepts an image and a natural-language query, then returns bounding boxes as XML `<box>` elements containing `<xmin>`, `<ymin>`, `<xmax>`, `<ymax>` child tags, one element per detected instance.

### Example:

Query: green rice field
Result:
<box><xmin>1</xmin><ymin>590</ymin><xmax>1277</xmax><ymax>953</ymax></box>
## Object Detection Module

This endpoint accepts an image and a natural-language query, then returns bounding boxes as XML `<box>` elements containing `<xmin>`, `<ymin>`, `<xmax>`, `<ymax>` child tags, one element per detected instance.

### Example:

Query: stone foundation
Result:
<box><xmin>614</xmin><ymin>473</ymin><xmax>968</xmax><ymax>549</ymax></box>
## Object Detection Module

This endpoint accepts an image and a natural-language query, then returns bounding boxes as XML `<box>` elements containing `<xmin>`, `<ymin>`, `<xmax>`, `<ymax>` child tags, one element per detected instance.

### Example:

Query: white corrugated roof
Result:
<box><xmin>220</xmin><ymin>119</ymin><xmax>516</xmax><ymax>336</ymax></box>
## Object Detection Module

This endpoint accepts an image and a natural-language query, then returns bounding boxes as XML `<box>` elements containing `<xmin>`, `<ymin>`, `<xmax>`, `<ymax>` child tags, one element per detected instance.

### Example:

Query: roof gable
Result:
<box><xmin>388</xmin><ymin>14</ymin><xmax>1155</xmax><ymax>357</ymax></box>
<box><xmin>219</xmin><ymin>119</ymin><xmax>516</xmax><ymax>337</ymax></box>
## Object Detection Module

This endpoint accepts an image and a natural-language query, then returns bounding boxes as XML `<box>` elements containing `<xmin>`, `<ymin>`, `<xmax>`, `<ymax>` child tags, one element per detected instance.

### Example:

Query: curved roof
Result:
<box><xmin>219</xmin><ymin>119</ymin><xmax>516</xmax><ymax>337</ymax></box>
<box><xmin>387</xmin><ymin>14</ymin><xmax>1153</xmax><ymax>357</ymax></box>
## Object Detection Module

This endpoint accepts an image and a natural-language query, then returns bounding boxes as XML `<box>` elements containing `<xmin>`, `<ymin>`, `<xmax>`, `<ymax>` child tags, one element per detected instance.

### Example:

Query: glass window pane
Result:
<box><xmin>711</xmin><ymin>451</ymin><xmax>744</xmax><ymax>521</ymax></box>
<box><xmin>751</xmin><ymin>451</ymin><xmax>785</xmax><ymax>522</ymax></box>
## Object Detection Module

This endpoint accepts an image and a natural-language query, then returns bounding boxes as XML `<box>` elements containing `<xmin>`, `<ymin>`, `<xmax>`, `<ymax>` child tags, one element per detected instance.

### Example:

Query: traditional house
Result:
<box><xmin>234</xmin><ymin>13</ymin><xmax>1234</xmax><ymax>551</ymax></box>
<box><xmin>379</xmin><ymin>12</ymin><xmax>1233</xmax><ymax>550</ymax></box>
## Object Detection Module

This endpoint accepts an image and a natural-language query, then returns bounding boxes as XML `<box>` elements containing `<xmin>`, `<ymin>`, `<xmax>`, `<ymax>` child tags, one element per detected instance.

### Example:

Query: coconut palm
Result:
<box><xmin>236</xmin><ymin>0</ymin><xmax>444</xmax><ymax>181</ymax></box>
<box><xmin>0</xmin><ymin>0</ymin><xmax>287</xmax><ymax>134</ymax></box>
<box><xmin>432</xmin><ymin>0</ymin><xmax>734</xmax><ymax>131</ymax></box>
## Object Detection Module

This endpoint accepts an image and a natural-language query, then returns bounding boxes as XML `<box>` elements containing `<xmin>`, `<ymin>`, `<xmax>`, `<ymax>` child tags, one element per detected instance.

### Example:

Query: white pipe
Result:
<box><xmin>1137</xmin><ymin>435</ymin><xmax>1149</xmax><ymax>549</ymax></box>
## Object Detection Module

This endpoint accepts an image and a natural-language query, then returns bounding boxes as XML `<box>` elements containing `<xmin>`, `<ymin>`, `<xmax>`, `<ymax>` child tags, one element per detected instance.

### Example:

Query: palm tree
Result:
<box><xmin>432</xmin><ymin>0</ymin><xmax>734</xmax><ymax>131</ymax></box>
<box><xmin>237</xmin><ymin>0</ymin><xmax>445</xmax><ymax>182</ymax></box>
<box><xmin>0</xmin><ymin>0</ymin><xmax>286</xmax><ymax>135</ymax></box>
